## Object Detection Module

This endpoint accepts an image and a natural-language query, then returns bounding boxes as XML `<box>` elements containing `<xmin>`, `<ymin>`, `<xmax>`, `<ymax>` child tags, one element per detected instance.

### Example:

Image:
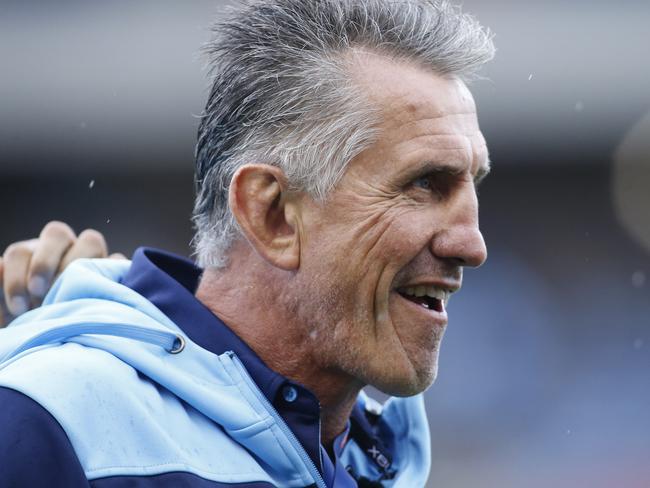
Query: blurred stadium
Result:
<box><xmin>1</xmin><ymin>1</ymin><xmax>649</xmax><ymax>486</ymax></box>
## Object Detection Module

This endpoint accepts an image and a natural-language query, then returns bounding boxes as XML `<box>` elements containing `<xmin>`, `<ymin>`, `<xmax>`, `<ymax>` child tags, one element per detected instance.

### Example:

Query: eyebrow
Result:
<box><xmin>474</xmin><ymin>160</ymin><xmax>491</xmax><ymax>186</ymax></box>
<box><xmin>406</xmin><ymin>158</ymin><xmax>492</xmax><ymax>186</ymax></box>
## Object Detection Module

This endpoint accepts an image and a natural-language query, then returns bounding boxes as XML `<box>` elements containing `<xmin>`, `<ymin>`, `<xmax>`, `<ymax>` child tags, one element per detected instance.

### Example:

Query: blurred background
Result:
<box><xmin>1</xmin><ymin>1</ymin><xmax>649</xmax><ymax>486</ymax></box>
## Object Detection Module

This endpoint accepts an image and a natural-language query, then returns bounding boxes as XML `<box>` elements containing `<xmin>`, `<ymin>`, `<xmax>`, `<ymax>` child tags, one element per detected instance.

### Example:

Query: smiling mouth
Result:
<box><xmin>397</xmin><ymin>286</ymin><xmax>448</xmax><ymax>313</ymax></box>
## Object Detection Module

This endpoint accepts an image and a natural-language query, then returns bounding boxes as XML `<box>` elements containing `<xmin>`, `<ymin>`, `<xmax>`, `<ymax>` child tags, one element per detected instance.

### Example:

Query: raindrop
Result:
<box><xmin>528</xmin><ymin>73</ymin><xmax>533</xmax><ymax>81</ymax></box>
<box><xmin>633</xmin><ymin>338</ymin><xmax>644</xmax><ymax>350</ymax></box>
<box><xmin>106</xmin><ymin>218</ymin><xmax>111</xmax><ymax>224</ymax></box>
<box><xmin>632</xmin><ymin>270</ymin><xmax>646</xmax><ymax>288</ymax></box>
<box><xmin>88</xmin><ymin>179</ymin><xmax>95</xmax><ymax>189</ymax></box>
<box><xmin>575</xmin><ymin>101</ymin><xmax>584</xmax><ymax>112</ymax></box>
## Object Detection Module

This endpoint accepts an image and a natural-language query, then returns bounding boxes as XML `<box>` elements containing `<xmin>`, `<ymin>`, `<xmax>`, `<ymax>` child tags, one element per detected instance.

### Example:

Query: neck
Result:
<box><xmin>195</xmin><ymin>251</ymin><xmax>363</xmax><ymax>447</ymax></box>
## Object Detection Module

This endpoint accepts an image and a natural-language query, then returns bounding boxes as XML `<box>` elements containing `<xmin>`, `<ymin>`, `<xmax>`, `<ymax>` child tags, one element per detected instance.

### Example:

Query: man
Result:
<box><xmin>0</xmin><ymin>0</ymin><xmax>493</xmax><ymax>486</ymax></box>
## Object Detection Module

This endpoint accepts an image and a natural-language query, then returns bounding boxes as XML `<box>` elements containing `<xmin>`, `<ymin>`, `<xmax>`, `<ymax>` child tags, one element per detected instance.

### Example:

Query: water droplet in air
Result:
<box><xmin>632</xmin><ymin>270</ymin><xmax>646</xmax><ymax>288</ymax></box>
<box><xmin>89</xmin><ymin>179</ymin><xmax>95</xmax><ymax>189</ymax></box>
<box><xmin>528</xmin><ymin>73</ymin><xmax>533</xmax><ymax>81</ymax></box>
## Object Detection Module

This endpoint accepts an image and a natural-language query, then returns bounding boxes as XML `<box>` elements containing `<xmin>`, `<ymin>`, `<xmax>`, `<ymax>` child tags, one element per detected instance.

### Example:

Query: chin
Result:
<box><xmin>368</xmin><ymin>357</ymin><xmax>439</xmax><ymax>397</ymax></box>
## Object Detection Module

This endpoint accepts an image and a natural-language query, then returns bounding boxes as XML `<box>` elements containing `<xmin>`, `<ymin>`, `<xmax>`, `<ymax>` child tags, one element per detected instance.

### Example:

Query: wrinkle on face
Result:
<box><xmin>291</xmin><ymin>52</ymin><xmax>489</xmax><ymax>395</ymax></box>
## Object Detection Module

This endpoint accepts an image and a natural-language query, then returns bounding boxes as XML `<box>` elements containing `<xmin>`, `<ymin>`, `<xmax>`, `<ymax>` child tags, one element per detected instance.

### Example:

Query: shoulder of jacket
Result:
<box><xmin>0</xmin><ymin>343</ymin><xmax>278</xmax><ymax>486</ymax></box>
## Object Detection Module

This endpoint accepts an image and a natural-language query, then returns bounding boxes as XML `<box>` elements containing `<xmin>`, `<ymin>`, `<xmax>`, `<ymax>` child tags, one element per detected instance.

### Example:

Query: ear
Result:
<box><xmin>229</xmin><ymin>164</ymin><xmax>301</xmax><ymax>270</ymax></box>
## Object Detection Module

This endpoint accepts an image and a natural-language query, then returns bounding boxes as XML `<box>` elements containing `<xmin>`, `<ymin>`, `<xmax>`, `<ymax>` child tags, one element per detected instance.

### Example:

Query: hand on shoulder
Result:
<box><xmin>0</xmin><ymin>221</ymin><xmax>122</xmax><ymax>327</ymax></box>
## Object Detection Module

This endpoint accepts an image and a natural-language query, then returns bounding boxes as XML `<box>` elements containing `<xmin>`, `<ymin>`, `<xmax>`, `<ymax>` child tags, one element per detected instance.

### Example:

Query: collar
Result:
<box><xmin>120</xmin><ymin>248</ymin><xmax>392</xmax><ymax>487</ymax></box>
<box><xmin>121</xmin><ymin>247</ymin><xmax>288</xmax><ymax>401</ymax></box>
<box><xmin>120</xmin><ymin>248</ymin><xmax>332</xmax><ymax>483</ymax></box>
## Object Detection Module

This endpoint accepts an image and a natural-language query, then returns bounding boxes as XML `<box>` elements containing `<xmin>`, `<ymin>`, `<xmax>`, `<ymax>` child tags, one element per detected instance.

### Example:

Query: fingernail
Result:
<box><xmin>28</xmin><ymin>275</ymin><xmax>48</xmax><ymax>297</ymax></box>
<box><xmin>8</xmin><ymin>295</ymin><xmax>29</xmax><ymax>316</ymax></box>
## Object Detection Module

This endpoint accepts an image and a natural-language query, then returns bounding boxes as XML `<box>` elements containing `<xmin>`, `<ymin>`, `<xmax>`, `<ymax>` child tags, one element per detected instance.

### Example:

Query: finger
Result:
<box><xmin>59</xmin><ymin>229</ymin><xmax>108</xmax><ymax>271</ymax></box>
<box><xmin>0</xmin><ymin>257</ymin><xmax>12</xmax><ymax>327</ymax></box>
<box><xmin>26</xmin><ymin>221</ymin><xmax>76</xmax><ymax>300</ymax></box>
<box><xmin>108</xmin><ymin>253</ymin><xmax>127</xmax><ymax>260</ymax></box>
<box><xmin>3</xmin><ymin>239</ymin><xmax>37</xmax><ymax>316</ymax></box>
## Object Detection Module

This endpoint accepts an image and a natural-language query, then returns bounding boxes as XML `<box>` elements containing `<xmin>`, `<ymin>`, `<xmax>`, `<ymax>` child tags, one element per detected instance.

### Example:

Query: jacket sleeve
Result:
<box><xmin>0</xmin><ymin>386</ymin><xmax>89</xmax><ymax>487</ymax></box>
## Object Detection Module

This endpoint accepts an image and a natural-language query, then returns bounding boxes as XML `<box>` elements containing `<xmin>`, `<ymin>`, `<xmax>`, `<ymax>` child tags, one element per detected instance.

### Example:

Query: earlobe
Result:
<box><xmin>229</xmin><ymin>164</ymin><xmax>301</xmax><ymax>270</ymax></box>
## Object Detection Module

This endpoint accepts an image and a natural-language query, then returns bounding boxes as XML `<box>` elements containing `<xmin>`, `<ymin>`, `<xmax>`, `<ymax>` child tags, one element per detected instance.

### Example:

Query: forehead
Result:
<box><xmin>349</xmin><ymin>50</ymin><xmax>477</xmax><ymax>124</ymax></box>
<box><xmin>345</xmin><ymin>51</ymin><xmax>488</xmax><ymax>177</ymax></box>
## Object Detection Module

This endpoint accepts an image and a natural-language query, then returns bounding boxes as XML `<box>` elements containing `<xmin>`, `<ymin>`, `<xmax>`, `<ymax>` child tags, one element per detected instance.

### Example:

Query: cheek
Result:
<box><xmin>371</xmin><ymin>207</ymin><xmax>437</xmax><ymax>259</ymax></box>
<box><xmin>298</xmin><ymin>203</ymin><xmax>436</xmax><ymax>306</ymax></box>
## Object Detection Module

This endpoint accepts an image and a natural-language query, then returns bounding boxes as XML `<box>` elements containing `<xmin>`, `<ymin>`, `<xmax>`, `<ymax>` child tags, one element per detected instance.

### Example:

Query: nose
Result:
<box><xmin>431</xmin><ymin>189</ymin><xmax>488</xmax><ymax>268</ymax></box>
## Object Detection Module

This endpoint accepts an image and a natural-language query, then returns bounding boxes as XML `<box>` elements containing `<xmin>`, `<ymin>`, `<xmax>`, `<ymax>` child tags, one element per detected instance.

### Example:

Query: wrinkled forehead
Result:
<box><xmin>347</xmin><ymin>50</ymin><xmax>482</xmax><ymax>136</ymax></box>
<box><xmin>342</xmin><ymin>51</ymin><xmax>489</xmax><ymax>180</ymax></box>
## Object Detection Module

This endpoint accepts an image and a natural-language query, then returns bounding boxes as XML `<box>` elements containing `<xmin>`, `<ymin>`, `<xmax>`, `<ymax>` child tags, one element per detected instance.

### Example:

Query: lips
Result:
<box><xmin>391</xmin><ymin>289</ymin><xmax>449</xmax><ymax>339</ymax></box>
<box><xmin>396</xmin><ymin>285</ymin><xmax>450</xmax><ymax>313</ymax></box>
<box><xmin>399</xmin><ymin>293</ymin><xmax>444</xmax><ymax>313</ymax></box>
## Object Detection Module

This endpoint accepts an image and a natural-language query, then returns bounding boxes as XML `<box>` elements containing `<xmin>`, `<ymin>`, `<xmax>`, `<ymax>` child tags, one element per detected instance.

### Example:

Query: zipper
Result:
<box><xmin>227</xmin><ymin>351</ymin><xmax>327</xmax><ymax>488</ymax></box>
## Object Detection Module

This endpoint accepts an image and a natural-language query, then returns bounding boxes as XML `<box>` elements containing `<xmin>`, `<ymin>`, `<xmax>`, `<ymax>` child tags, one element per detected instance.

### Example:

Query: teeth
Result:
<box><xmin>401</xmin><ymin>285</ymin><xmax>450</xmax><ymax>304</ymax></box>
<box><xmin>425</xmin><ymin>288</ymin><xmax>448</xmax><ymax>302</ymax></box>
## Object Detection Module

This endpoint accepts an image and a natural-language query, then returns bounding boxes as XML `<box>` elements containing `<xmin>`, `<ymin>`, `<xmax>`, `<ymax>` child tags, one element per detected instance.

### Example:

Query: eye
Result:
<box><xmin>412</xmin><ymin>175</ymin><xmax>444</xmax><ymax>199</ymax></box>
<box><xmin>413</xmin><ymin>176</ymin><xmax>432</xmax><ymax>190</ymax></box>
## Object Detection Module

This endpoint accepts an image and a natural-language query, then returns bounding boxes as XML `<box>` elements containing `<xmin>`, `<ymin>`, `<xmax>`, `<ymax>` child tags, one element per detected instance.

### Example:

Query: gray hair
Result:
<box><xmin>193</xmin><ymin>0</ymin><xmax>495</xmax><ymax>268</ymax></box>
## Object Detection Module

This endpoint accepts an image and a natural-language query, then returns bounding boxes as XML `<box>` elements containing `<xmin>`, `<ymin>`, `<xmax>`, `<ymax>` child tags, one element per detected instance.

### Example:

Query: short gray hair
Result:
<box><xmin>193</xmin><ymin>0</ymin><xmax>495</xmax><ymax>268</ymax></box>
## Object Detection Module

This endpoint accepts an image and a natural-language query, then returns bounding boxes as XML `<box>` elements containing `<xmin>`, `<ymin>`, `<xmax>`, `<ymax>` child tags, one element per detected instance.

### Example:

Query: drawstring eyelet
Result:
<box><xmin>169</xmin><ymin>335</ymin><xmax>185</xmax><ymax>354</ymax></box>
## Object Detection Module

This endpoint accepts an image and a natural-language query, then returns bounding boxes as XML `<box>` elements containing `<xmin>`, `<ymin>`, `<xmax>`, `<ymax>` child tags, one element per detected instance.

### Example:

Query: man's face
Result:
<box><xmin>294</xmin><ymin>54</ymin><xmax>489</xmax><ymax>396</ymax></box>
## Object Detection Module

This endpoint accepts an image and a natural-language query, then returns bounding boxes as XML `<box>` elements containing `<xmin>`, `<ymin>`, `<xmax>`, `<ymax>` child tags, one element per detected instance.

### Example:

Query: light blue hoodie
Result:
<box><xmin>0</xmin><ymin>258</ymin><xmax>431</xmax><ymax>487</ymax></box>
